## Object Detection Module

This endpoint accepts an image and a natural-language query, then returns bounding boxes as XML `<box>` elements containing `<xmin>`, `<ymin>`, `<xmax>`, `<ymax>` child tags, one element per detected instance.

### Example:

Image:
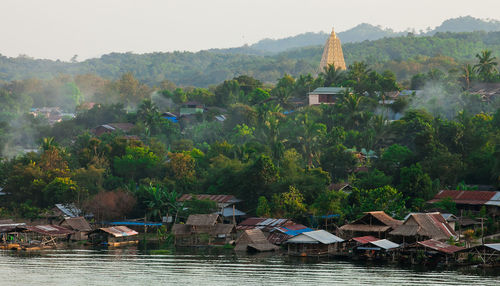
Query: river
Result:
<box><xmin>0</xmin><ymin>247</ymin><xmax>498</xmax><ymax>285</ymax></box>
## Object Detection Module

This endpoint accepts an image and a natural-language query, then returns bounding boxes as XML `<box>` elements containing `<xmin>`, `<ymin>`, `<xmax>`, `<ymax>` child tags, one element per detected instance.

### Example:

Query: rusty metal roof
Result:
<box><xmin>25</xmin><ymin>225</ymin><xmax>74</xmax><ymax>236</ymax></box>
<box><xmin>98</xmin><ymin>226</ymin><xmax>138</xmax><ymax>237</ymax></box>
<box><xmin>352</xmin><ymin>236</ymin><xmax>378</xmax><ymax>244</ymax></box>
<box><xmin>0</xmin><ymin>223</ymin><xmax>26</xmax><ymax>233</ymax></box>
<box><xmin>417</xmin><ymin>239</ymin><xmax>465</xmax><ymax>254</ymax></box>
<box><xmin>428</xmin><ymin>190</ymin><xmax>500</xmax><ymax>206</ymax></box>
<box><xmin>178</xmin><ymin>194</ymin><xmax>241</xmax><ymax>204</ymax></box>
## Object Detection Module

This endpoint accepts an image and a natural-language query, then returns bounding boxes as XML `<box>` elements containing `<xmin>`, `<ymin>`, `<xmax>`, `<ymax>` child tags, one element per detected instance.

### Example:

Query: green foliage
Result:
<box><xmin>256</xmin><ymin>196</ymin><xmax>271</xmax><ymax>217</ymax></box>
<box><xmin>113</xmin><ymin>146</ymin><xmax>161</xmax><ymax>181</ymax></box>
<box><xmin>432</xmin><ymin>197</ymin><xmax>457</xmax><ymax>214</ymax></box>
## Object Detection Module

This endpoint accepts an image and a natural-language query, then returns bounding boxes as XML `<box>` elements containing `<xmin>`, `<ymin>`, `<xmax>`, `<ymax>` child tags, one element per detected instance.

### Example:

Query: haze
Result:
<box><xmin>2</xmin><ymin>0</ymin><xmax>500</xmax><ymax>61</ymax></box>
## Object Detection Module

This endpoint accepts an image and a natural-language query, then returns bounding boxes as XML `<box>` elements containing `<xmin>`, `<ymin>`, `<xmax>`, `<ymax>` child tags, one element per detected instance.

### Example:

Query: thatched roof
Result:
<box><xmin>60</xmin><ymin>217</ymin><xmax>92</xmax><ymax>232</ymax></box>
<box><xmin>172</xmin><ymin>224</ymin><xmax>192</xmax><ymax>236</ymax></box>
<box><xmin>235</xmin><ymin>229</ymin><xmax>279</xmax><ymax>252</ymax></box>
<box><xmin>186</xmin><ymin>214</ymin><xmax>219</xmax><ymax>226</ymax></box>
<box><xmin>390</xmin><ymin>213</ymin><xmax>457</xmax><ymax>241</ymax></box>
<box><xmin>339</xmin><ymin>211</ymin><xmax>402</xmax><ymax>233</ymax></box>
<box><xmin>212</xmin><ymin>224</ymin><xmax>235</xmax><ymax>236</ymax></box>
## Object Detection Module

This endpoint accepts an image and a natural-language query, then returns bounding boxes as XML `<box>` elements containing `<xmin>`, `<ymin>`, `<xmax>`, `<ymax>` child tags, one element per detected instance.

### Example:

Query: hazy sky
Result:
<box><xmin>2</xmin><ymin>0</ymin><xmax>500</xmax><ymax>61</ymax></box>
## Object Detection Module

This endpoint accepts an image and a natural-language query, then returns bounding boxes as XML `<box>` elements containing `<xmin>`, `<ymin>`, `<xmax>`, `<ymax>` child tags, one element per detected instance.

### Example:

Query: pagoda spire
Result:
<box><xmin>319</xmin><ymin>27</ymin><xmax>346</xmax><ymax>72</ymax></box>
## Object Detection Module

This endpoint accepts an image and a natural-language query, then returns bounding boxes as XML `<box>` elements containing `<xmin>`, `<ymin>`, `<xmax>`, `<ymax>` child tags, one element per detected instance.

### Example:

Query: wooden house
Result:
<box><xmin>427</xmin><ymin>190</ymin><xmax>500</xmax><ymax>216</ymax></box>
<box><xmin>172</xmin><ymin>214</ymin><xmax>235</xmax><ymax>246</ymax></box>
<box><xmin>18</xmin><ymin>225</ymin><xmax>74</xmax><ymax>250</ymax></box>
<box><xmin>235</xmin><ymin>229</ymin><xmax>279</xmax><ymax>252</ymax></box>
<box><xmin>339</xmin><ymin>211</ymin><xmax>402</xmax><ymax>239</ymax></box>
<box><xmin>88</xmin><ymin>226</ymin><xmax>139</xmax><ymax>247</ymax></box>
<box><xmin>59</xmin><ymin>217</ymin><xmax>92</xmax><ymax>241</ymax></box>
<box><xmin>353</xmin><ymin>238</ymin><xmax>400</xmax><ymax>261</ymax></box>
<box><xmin>285</xmin><ymin>230</ymin><xmax>344</xmax><ymax>257</ymax></box>
<box><xmin>389</xmin><ymin>212</ymin><xmax>457</xmax><ymax>243</ymax></box>
<box><xmin>402</xmin><ymin>239</ymin><xmax>465</xmax><ymax>265</ymax></box>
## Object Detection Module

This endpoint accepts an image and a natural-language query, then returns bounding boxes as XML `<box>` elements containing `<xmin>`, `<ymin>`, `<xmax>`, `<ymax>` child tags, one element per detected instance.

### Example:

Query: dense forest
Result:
<box><xmin>0</xmin><ymin>44</ymin><xmax>499</xmax><ymax>234</ymax></box>
<box><xmin>1</xmin><ymin>30</ymin><xmax>500</xmax><ymax>87</ymax></box>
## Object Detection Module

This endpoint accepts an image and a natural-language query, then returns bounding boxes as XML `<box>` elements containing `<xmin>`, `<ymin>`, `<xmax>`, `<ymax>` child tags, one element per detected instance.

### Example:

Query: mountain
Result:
<box><xmin>430</xmin><ymin>16</ymin><xmax>500</xmax><ymax>34</ymax></box>
<box><xmin>248</xmin><ymin>23</ymin><xmax>403</xmax><ymax>54</ymax></box>
<box><xmin>227</xmin><ymin>16</ymin><xmax>500</xmax><ymax>55</ymax></box>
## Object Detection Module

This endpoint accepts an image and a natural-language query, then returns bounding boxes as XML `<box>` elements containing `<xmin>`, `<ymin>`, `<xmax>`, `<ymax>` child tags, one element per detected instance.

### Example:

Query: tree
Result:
<box><xmin>474</xmin><ymin>50</ymin><xmax>498</xmax><ymax>82</ymax></box>
<box><xmin>42</xmin><ymin>177</ymin><xmax>80</xmax><ymax>207</ymax></box>
<box><xmin>113</xmin><ymin>146</ymin><xmax>160</xmax><ymax>181</ymax></box>
<box><xmin>321</xmin><ymin>64</ymin><xmax>345</xmax><ymax>87</ymax></box>
<box><xmin>256</xmin><ymin>196</ymin><xmax>271</xmax><ymax>217</ymax></box>
<box><xmin>274</xmin><ymin>186</ymin><xmax>307</xmax><ymax>219</ymax></box>
<box><xmin>398</xmin><ymin>163</ymin><xmax>434</xmax><ymax>209</ymax></box>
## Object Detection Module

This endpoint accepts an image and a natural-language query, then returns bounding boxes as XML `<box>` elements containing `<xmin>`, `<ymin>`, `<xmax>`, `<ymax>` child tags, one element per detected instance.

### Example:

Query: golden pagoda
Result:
<box><xmin>319</xmin><ymin>28</ymin><xmax>346</xmax><ymax>72</ymax></box>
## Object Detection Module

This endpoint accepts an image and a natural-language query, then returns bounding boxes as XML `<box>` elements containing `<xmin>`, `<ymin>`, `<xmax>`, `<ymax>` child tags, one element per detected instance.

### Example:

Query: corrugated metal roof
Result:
<box><xmin>237</xmin><ymin>217</ymin><xmax>293</xmax><ymax>231</ymax></box>
<box><xmin>0</xmin><ymin>223</ymin><xmax>26</xmax><ymax>233</ymax></box>
<box><xmin>352</xmin><ymin>236</ymin><xmax>378</xmax><ymax>244</ymax></box>
<box><xmin>25</xmin><ymin>225</ymin><xmax>74</xmax><ymax>236</ymax></box>
<box><xmin>178</xmin><ymin>194</ymin><xmax>241</xmax><ymax>204</ymax></box>
<box><xmin>287</xmin><ymin>230</ymin><xmax>344</xmax><ymax>244</ymax></box>
<box><xmin>428</xmin><ymin>190</ymin><xmax>499</xmax><ymax>206</ymax></box>
<box><xmin>485</xmin><ymin>243</ymin><xmax>500</xmax><ymax>251</ymax></box>
<box><xmin>55</xmin><ymin>203</ymin><xmax>82</xmax><ymax>218</ymax></box>
<box><xmin>417</xmin><ymin>239</ymin><xmax>465</xmax><ymax>254</ymax></box>
<box><xmin>370</xmin><ymin>239</ymin><xmax>399</xmax><ymax>250</ymax></box>
<box><xmin>215</xmin><ymin>207</ymin><xmax>246</xmax><ymax>217</ymax></box>
<box><xmin>99</xmin><ymin>226</ymin><xmax>138</xmax><ymax>237</ymax></box>
<box><xmin>309</xmin><ymin>87</ymin><xmax>348</xmax><ymax>95</ymax></box>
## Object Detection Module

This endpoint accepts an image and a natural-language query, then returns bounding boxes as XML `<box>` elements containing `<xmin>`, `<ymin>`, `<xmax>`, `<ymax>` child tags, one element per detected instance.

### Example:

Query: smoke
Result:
<box><xmin>407</xmin><ymin>81</ymin><xmax>462</xmax><ymax>119</ymax></box>
<box><xmin>1</xmin><ymin>114</ymin><xmax>42</xmax><ymax>158</ymax></box>
<box><xmin>151</xmin><ymin>91</ymin><xmax>175</xmax><ymax>111</ymax></box>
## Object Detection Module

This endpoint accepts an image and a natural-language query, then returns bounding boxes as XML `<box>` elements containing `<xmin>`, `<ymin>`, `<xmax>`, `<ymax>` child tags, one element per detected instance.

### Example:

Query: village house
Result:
<box><xmin>402</xmin><ymin>239</ymin><xmax>465</xmax><ymax>265</ymax></box>
<box><xmin>172</xmin><ymin>214</ymin><xmax>236</xmax><ymax>246</ymax></box>
<box><xmin>59</xmin><ymin>217</ymin><xmax>92</xmax><ymax>241</ymax></box>
<box><xmin>308</xmin><ymin>87</ymin><xmax>349</xmax><ymax>106</ymax></box>
<box><xmin>88</xmin><ymin>226</ymin><xmax>139</xmax><ymax>247</ymax></box>
<box><xmin>180</xmin><ymin>101</ymin><xmax>204</xmax><ymax>116</ymax></box>
<box><xmin>468</xmin><ymin>82</ymin><xmax>500</xmax><ymax>102</ymax></box>
<box><xmin>285</xmin><ymin>230</ymin><xmax>344</xmax><ymax>257</ymax></box>
<box><xmin>457</xmin><ymin>243</ymin><xmax>500</xmax><ymax>266</ymax></box>
<box><xmin>352</xmin><ymin>238</ymin><xmax>400</xmax><ymax>261</ymax></box>
<box><xmin>19</xmin><ymin>225</ymin><xmax>74</xmax><ymax>250</ymax></box>
<box><xmin>235</xmin><ymin>228</ymin><xmax>279</xmax><ymax>252</ymax></box>
<box><xmin>427</xmin><ymin>190</ymin><xmax>500</xmax><ymax>216</ymax></box>
<box><xmin>0</xmin><ymin>220</ymin><xmax>27</xmax><ymax>250</ymax></box>
<box><xmin>177</xmin><ymin>194</ymin><xmax>245</xmax><ymax>223</ymax></box>
<box><xmin>338</xmin><ymin>211</ymin><xmax>403</xmax><ymax>239</ymax></box>
<box><xmin>93</xmin><ymin>122</ymin><xmax>135</xmax><ymax>136</ymax></box>
<box><xmin>389</xmin><ymin>212</ymin><xmax>457</xmax><ymax>243</ymax></box>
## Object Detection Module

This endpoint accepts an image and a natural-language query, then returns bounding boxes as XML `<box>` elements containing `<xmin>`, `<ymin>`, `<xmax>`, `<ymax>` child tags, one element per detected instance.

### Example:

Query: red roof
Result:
<box><xmin>178</xmin><ymin>194</ymin><xmax>240</xmax><ymax>204</ymax></box>
<box><xmin>352</xmin><ymin>235</ymin><xmax>378</xmax><ymax>244</ymax></box>
<box><xmin>417</xmin><ymin>239</ymin><xmax>465</xmax><ymax>254</ymax></box>
<box><xmin>428</xmin><ymin>190</ymin><xmax>498</xmax><ymax>205</ymax></box>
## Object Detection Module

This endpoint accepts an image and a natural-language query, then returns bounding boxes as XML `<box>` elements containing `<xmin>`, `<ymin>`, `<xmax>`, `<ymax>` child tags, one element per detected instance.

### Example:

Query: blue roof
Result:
<box><xmin>283</xmin><ymin>227</ymin><xmax>314</xmax><ymax>236</ymax></box>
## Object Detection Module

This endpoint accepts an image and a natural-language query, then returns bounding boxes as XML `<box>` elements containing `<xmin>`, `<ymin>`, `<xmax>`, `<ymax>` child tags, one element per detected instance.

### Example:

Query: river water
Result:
<box><xmin>0</xmin><ymin>247</ymin><xmax>499</xmax><ymax>285</ymax></box>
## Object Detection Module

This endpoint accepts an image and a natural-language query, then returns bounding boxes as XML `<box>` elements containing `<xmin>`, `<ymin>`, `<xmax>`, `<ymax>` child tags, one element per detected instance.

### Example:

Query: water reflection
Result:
<box><xmin>0</xmin><ymin>245</ymin><xmax>498</xmax><ymax>286</ymax></box>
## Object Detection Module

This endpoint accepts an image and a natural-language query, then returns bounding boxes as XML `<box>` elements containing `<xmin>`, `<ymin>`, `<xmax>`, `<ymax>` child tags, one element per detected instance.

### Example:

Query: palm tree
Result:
<box><xmin>137</xmin><ymin>99</ymin><xmax>161</xmax><ymax>136</ymax></box>
<box><xmin>474</xmin><ymin>50</ymin><xmax>498</xmax><ymax>82</ymax></box>
<box><xmin>294</xmin><ymin>113</ymin><xmax>327</xmax><ymax>167</ymax></box>
<box><xmin>321</xmin><ymin>64</ymin><xmax>346</xmax><ymax>87</ymax></box>
<box><xmin>40</xmin><ymin>137</ymin><xmax>56</xmax><ymax>151</ymax></box>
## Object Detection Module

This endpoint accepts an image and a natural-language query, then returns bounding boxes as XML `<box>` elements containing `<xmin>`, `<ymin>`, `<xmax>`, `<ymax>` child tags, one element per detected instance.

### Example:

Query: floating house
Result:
<box><xmin>403</xmin><ymin>239</ymin><xmax>465</xmax><ymax>265</ymax></box>
<box><xmin>267</xmin><ymin>224</ymin><xmax>314</xmax><ymax>245</ymax></box>
<box><xmin>458</xmin><ymin>243</ymin><xmax>500</xmax><ymax>266</ymax></box>
<box><xmin>19</xmin><ymin>225</ymin><xmax>74</xmax><ymax>250</ymax></box>
<box><xmin>88</xmin><ymin>226</ymin><xmax>139</xmax><ymax>247</ymax></box>
<box><xmin>285</xmin><ymin>230</ymin><xmax>344</xmax><ymax>257</ymax></box>
<box><xmin>172</xmin><ymin>214</ymin><xmax>236</xmax><ymax>246</ymax></box>
<box><xmin>0</xmin><ymin>220</ymin><xmax>27</xmax><ymax>250</ymax></box>
<box><xmin>353</xmin><ymin>239</ymin><xmax>400</xmax><ymax>260</ymax></box>
<box><xmin>389</xmin><ymin>212</ymin><xmax>457</xmax><ymax>243</ymax></box>
<box><xmin>339</xmin><ymin>211</ymin><xmax>402</xmax><ymax>239</ymax></box>
<box><xmin>59</xmin><ymin>217</ymin><xmax>92</xmax><ymax>241</ymax></box>
<box><xmin>235</xmin><ymin>229</ymin><xmax>279</xmax><ymax>252</ymax></box>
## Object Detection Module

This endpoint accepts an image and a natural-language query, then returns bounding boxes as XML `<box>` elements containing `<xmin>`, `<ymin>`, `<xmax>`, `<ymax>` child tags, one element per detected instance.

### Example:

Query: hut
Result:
<box><xmin>20</xmin><ymin>225</ymin><xmax>74</xmax><ymax>250</ymax></box>
<box><xmin>458</xmin><ymin>243</ymin><xmax>500</xmax><ymax>266</ymax></box>
<box><xmin>171</xmin><ymin>224</ymin><xmax>193</xmax><ymax>246</ymax></box>
<box><xmin>211</xmin><ymin>224</ymin><xmax>236</xmax><ymax>245</ymax></box>
<box><xmin>88</xmin><ymin>226</ymin><xmax>139</xmax><ymax>247</ymax></box>
<box><xmin>285</xmin><ymin>230</ymin><xmax>344</xmax><ymax>257</ymax></box>
<box><xmin>59</xmin><ymin>217</ymin><xmax>92</xmax><ymax>241</ymax></box>
<box><xmin>339</xmin><ymin>211</ymin><xmax>402</xmax><ymax>239</ymax></box>
<box><xmin>353</xmin><ymin>239</ymin><xmax>400</xmax><ymax>261</ymax></box>
<box><xmin>267</xmin><ymin>224</ymin><xmax>314</xmax><ymax>245</ymax></box>
<box><xmin>235</xmin><ymin>229</ymin><xmax>279</xmax><ymax>252</ymax></box>
<box><xmin>0</xmin><ymin>221</ymin><xmax>26</xmax><ymax>250</ymax></box>
<box><xmin>403</xmin><ymin>239</ymin><xmax>465</xmax><ymax>265</ymax></box>
<box><xmin>389</xmin><ymin>212</ymin><xmax>457</xmax><ymax>243</ymax></box>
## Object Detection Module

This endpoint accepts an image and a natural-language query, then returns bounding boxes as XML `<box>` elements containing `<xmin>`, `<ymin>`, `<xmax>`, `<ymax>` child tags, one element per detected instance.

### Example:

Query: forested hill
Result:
<box><xmin>1</xmin><ymin>31</ymin><xmax>500</xmax><ymax>87</ymax></box>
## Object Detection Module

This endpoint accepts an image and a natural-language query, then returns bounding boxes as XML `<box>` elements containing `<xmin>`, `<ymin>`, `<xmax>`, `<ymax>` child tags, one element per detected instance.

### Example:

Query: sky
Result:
<box><xmin>2</xmin><ymin>0</ymin><xmax>500</xmax><ymax>61</ymax></box>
